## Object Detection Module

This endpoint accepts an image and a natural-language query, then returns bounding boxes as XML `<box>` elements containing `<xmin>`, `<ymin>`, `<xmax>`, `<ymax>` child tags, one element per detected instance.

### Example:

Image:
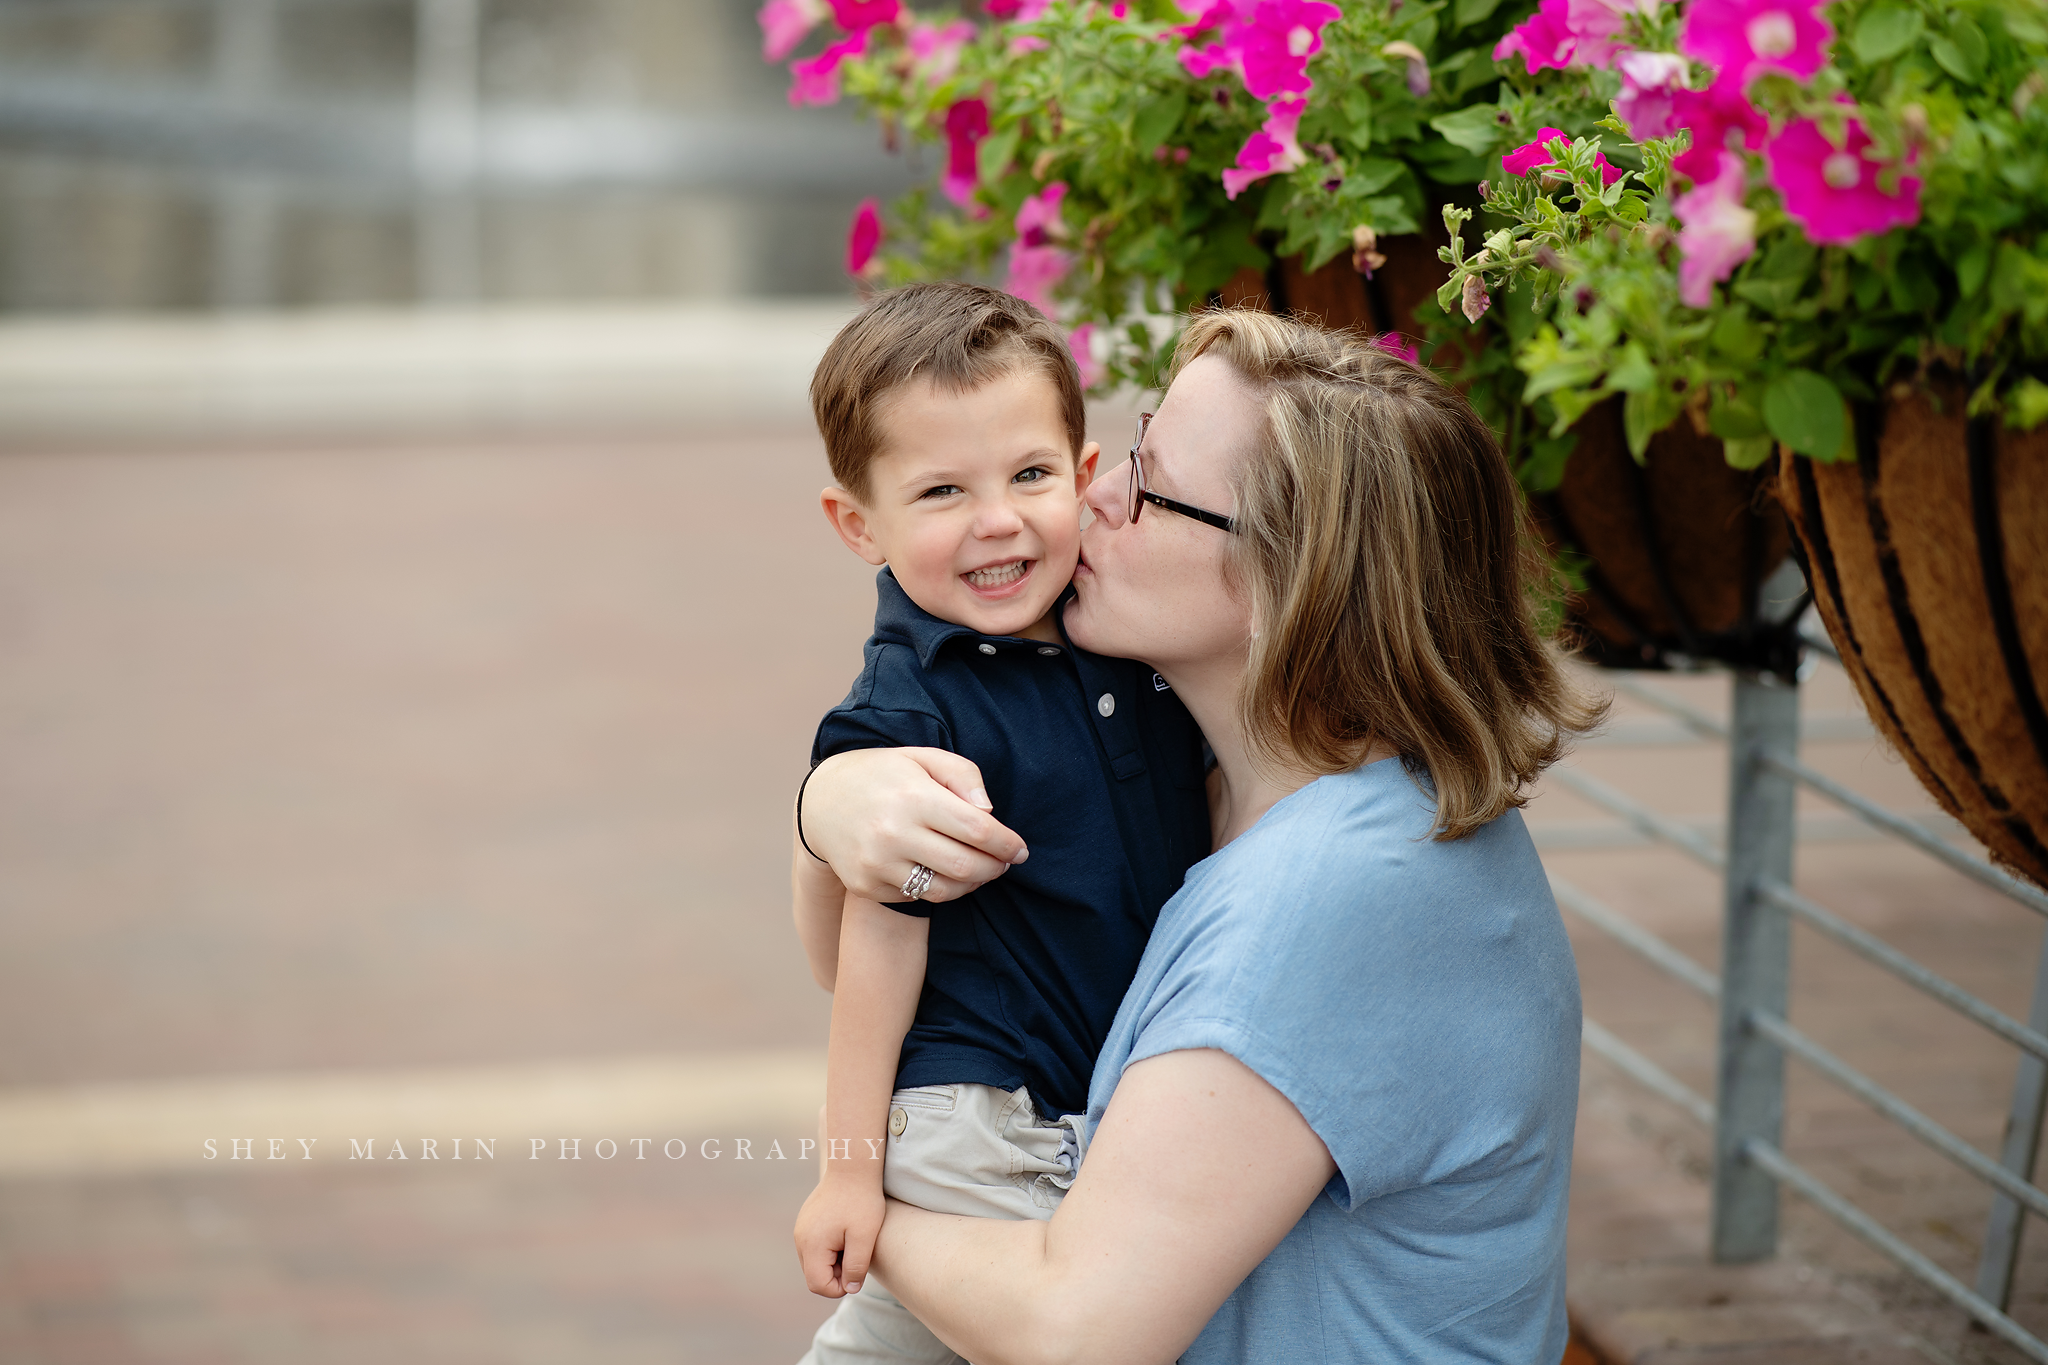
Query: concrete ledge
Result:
<box><xmin>0</xmin><ymin>301</ymin><xmax>861</xmax><ymax>446</ymax></box>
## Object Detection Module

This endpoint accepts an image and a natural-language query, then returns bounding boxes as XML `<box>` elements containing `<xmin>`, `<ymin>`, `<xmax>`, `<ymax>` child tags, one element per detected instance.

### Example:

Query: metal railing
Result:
<box><xmin>1555</xmin><ymin>657</ymin><xmax>2048</xmax><ymax>1363</ymax></box>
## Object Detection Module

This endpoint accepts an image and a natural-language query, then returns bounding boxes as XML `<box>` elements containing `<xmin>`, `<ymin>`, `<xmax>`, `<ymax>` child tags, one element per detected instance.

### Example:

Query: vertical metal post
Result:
<box><xmin>1975</xmin><ymin>930</ymin><xmax>2048</xmax><ymax>1309</ymax></box>
<box><xmin>210</xmin><ymin>0</ymin><xmax>278</xmax><ymax>310</ymax></box>
<box><xmin>414</xmin><ymin>0</ymin><xmax>482</xmax><ymax>302</ymax></box>
<box><xmin>1712</xmin><ymin>668</ymin><xmax>1801</xmax><ymax>1261</ymax></box>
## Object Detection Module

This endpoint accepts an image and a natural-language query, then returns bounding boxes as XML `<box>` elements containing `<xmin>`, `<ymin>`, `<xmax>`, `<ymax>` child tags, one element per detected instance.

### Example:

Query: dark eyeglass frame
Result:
<box><xmin>1127</xmin><ymin>413</ymin><xmax>1238</xmax><ymax>533</ymax></box>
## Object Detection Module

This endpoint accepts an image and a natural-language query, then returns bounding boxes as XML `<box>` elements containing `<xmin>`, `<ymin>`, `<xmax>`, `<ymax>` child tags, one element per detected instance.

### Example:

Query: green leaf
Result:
<box><xmin>1519</xmin><ymin>433</ymin><xmax>1577</xmax><ymax>493</ymax></box>
<box><xmin>1722</xmin><ymin>436</ymin><xmax>1777</xmax><ymax>469</ymax></box>
<box><xmin>1133</xmin><ymin>91</ymin><xmax>1187</xmax><ymax>155</ymax></box>
<box><xmin>1622</xmin><ymin>388</ymin><xmax>1683</xmax><ymax>459</ymax></box>
<box><xmin>1709</xmin><ymin>389</ymin><xmax>1768</xmax><ymax>439</ymax></box>
<box><xmin>1763</xmin><ymin>369</ymin><xmax>1849</xmax><ymax>459</ymax></box>
<box><xmin>1851</xmin><ymin>3</ymin><xmax>1924</xmax><ymax>62</ymax></box>
<box><xmin>977</xmin><ymin>125</ymin><xmax>1020</xmax><ymax>184</ymax></box>
<box><xmin>1930</xmin><ymin>36</ymin><xmax>1980</xmax><ymax>81</ymax></box>
<box><xmin>1606</xmin><ymin>343</ymin><xmax>1657</xmax><ymax>393</ymax></box>
<box><xmin>1453</xmin><ymin>0</ymin><xmax>1506</xmax><ymax>25</ymax></box>
<box><xmin>1429</xmin><ymin>104</ymin><xmax>1505</xmax><ymax>155</ymax></box>
<box><xmin>1710</xmin><ymin>308</ymin><xmax>1766</xmax><ymax>362</ymax></box>
<box><xmin>2007</xmin><ymin>378</ymin><xmax>2048</xmax><ymax>430</ymax></box>
<box><xmin>1341</xmin><ymin>88</ymin><xmax>1374</xmax><ymax>149</ymax></box>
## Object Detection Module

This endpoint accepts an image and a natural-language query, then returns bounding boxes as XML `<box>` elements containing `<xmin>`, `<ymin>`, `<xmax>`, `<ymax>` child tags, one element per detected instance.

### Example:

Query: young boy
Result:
<box><xmin>791</xmin><ymin>282</ymin><xmax>1210</xmax><ymax>1363</ymax></box>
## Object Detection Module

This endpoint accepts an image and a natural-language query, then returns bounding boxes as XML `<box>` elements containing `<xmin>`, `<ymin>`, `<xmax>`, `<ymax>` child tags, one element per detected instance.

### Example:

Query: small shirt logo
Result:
<box><xmin>1152</xmin><ymin>672</ymin><xmax>1171</xmax><ymax>692</ymax></box>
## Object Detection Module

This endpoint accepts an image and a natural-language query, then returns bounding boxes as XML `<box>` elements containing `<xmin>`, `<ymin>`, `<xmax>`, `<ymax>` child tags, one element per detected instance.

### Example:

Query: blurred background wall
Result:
<box><xmin>0</xmin><ymin>0</ymin><xmax>913</xmax><ymax>313</ymax></box>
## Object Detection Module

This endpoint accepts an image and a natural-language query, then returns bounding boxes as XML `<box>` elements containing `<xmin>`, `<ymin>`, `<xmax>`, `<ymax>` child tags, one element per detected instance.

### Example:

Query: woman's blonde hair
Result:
<box><xmin>1172</xmin><ymin>308</ymin><xmax>1605</xmax><ymax>839</ymax></box>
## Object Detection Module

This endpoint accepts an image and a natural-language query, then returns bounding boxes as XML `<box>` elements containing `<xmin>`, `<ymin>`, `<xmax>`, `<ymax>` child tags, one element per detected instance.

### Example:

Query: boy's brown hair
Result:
<box><xmin>811</xmin><ymin>282</ymin><xmax>1088</xmax><ymax>500</ymax></box>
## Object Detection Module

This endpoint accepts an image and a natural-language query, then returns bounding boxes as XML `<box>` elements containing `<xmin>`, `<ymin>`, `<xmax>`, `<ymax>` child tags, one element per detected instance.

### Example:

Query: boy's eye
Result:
<box><xmin>1014</xmin><ymin>467</ymin><xmax>1051</xmax><ymax>485</ymax></box>
<box><xmin>919</xmin><ymin>484</ymin><xmax>962</xmax><ymax>500</ymax></box>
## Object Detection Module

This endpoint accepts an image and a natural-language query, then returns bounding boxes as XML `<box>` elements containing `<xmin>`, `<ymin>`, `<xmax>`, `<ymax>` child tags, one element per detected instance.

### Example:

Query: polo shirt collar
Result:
<box><xmin>872</xmin><ymin>568</ymin><xmax>1001</xmax><ymax>671</ymax></box>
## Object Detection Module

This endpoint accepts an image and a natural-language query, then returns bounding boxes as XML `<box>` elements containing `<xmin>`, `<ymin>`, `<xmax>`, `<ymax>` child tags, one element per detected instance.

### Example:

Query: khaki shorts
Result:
<box><xmin>797</xmin><ymin>1083</ymin><xmax>1089</xmax><ymax>1365</ymax></box>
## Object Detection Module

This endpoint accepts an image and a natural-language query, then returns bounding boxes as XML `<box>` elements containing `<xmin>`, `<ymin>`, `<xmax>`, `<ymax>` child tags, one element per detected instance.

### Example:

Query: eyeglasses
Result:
<box><xmin>1127</xmin><ymin>413</ymin><xmax>1238</xmax><ymax>533</ymax></box>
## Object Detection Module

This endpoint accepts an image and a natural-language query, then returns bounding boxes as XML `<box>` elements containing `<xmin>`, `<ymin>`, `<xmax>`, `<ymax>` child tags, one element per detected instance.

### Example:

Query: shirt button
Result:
<box><xmin>1038</xmin><ymin>646</ymin><xmax>1060</xmax><ymax>656</ymax></box>
<box><xmin>1097</xmin><ymin>693</ymin><xmax>1116</xmax><ymax>717</ymax></box>
<box><xmin>978</xmin><ymin>643</ymin><xmax>997</xmax><ymax>655</ymax></box>
<box><xmin>889</xmin><ymin>1107</ymin><xmax>908</xmax><ymax>1137</ymax></box>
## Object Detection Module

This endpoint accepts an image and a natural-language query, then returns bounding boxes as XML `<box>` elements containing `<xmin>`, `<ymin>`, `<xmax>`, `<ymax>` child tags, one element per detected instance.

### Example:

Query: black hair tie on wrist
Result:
<box><xmin>796</xmin><ymin>763</ymin><xmax>829</xmax><ymax>863</ymax></box>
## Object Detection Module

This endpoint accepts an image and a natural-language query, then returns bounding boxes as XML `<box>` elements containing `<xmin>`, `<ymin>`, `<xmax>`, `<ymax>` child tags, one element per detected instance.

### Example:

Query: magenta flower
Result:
<box><xmin>845</xmin><ymin>198</ymin><xmax>883</xmax><ymax>275</ymax></box>
<box><xmin>1068</xmin><ymin>323</ymin><xmax>1105</xmax><ymax>388</ymax></box>
<box><xmin>1614</xmin><ymin>51</ymin><xmax>1690</xmax><ymax>141</ymax></box>
<box><xmin>1502</xmin><ymin>127</ymin><xmax>1571</xmax><ymax>176</ymax></box>
<box><xmin>906</xmin><ymin>19</ymin><xmax>978</xmax><ymax>81</ymax></box>
<box><xmin>942</xmin><ymin>98</ymin><xmax>992</xmax><ymax>205</ymax></box>
<box><xmin>1667</xmin><ymin>76</ymin><xmax>1768</xmax><ymax>182</ymax></box>
<box><xmin>984</xmin><ymin>0</ymin><xmax>1050</xmax><ymax>18</ymax></box>
<box><xmin>827</xmin><ymin>0</ymin><xmax>901</xmax><ymax>31</ymax></box>
<box><xmin>1006</xmin><ymin>244</ymin><xmax>1072</xmax><ymax>313</ymax></box>
<box><xmin>1494</xmin><ymin>0</ymin><xmax>1652</xmax><ymax>73</ymax></box>
<box><xmin>1237</xmin><ymin>0</ymin><xmax>1343</xmax><ymax>98</ymax></box>
<box><xmin>1679</xmin><ymin>0</ymin><xmax>1832</xmax><ymax>88</ymax></box>
<box><xmin>1222</xmin><ymin>95</ymin><xmax>1308</xmax><ymax>198</ymax></box>
<box><xmin>1501</xmin><ymin>128</ymin><xmax>1625</xmax><ymax>185</ymax></box>
<box><xmin>1673</xmin><ymin>151</ymin><xmax>1757</xmax><ymax>306</ymax></box>
<box><xmin>1173</xmin><ymin>0</ymin><xmax>1339</xmax><ymax>99</ymax></box>
<box><xmin>1765</xmin><ymin>115</ymin><xmax>1921</xmax><ymax>245</ymax></box>
<box><xmin>788</xmin><ymin>30</ymin><xmax>867</xmax><ymax>105</ymax></box>
<box><xmin>1014</xmin><ymin>181</ymin><xmax>1069</xmax><ymax>243</ymax></box>
<box><xmin>759</xmin><ymin>0</ymin><xmax>828</xmax><ymax>60</ymax></box>
<box><xmin>1370</xmin><ymin>332</ymin><xmax>1421</xmax><ymax>364</ymax></box>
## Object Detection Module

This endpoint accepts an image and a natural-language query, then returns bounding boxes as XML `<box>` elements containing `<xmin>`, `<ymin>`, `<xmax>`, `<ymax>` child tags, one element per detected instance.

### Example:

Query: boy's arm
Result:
<box><xmin>793</xmin><ymin>801</ymin><xmax>851</xmax><ymax>990</ymax></box>
<box><xmin>795</xmin><ymin>897</ymin><xmax>928</xmax><ymax>1298</ymax></box>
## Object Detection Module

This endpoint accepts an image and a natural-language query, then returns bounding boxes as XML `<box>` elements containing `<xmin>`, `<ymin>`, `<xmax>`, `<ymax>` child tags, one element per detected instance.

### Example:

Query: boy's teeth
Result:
<box><xmin>967</xmin><ymin>561</ymin><xmax>1028</xmax><ymax>588</ymax></box>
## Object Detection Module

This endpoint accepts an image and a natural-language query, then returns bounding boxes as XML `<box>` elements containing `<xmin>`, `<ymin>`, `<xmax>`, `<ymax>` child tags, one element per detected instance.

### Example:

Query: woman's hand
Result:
<box><xmin>799</xmin><ymin>748</ymin><xmax>1030</xmax><ymax>904</ymax></box>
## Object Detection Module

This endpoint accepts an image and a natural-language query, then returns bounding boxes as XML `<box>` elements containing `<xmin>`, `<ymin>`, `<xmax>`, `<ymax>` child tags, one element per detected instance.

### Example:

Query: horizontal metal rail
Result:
<box><xmin>1546</xmin><ymin>767</ymin><xmax>1727</xmax><ymax>873</ymax></box>
<box><xmin>1609</xmin><ymin>671</ymin><xmax>2048</xmax><ymax>919</ymax></box>
<box><xmin>1583</xmin><ymin>1017</ymin><xmax>1716</xmax><ymax>1127</ymax></box>
<box><xmin>1550</xmin><ymin>875</ymin><xmax>1720</xmax><ymax>1001</ymax></box>
<box><xmin>1757</xmin><ymin>878</ymin><xmax>2048</xmax><ymax>1065</ymax></box>
<box><xmin>1746</xmin><ymin>1010</ymin><xmax>2048</xmax><ymax>1220</ymax></box>
<box><xmin>1800</xmin><ymin>628</ymin><xmax>1844</xmax><ymax>666</ymax></box>
<box><xmin>1759</xmin><ymin>751</ymin><xmax>2048</xmax><ymax>920</ymax></box>
<box><xmin>1741</xmin><ymin>1138</ymin><xmax>2048</xmax><ymax>1365</ymax></box>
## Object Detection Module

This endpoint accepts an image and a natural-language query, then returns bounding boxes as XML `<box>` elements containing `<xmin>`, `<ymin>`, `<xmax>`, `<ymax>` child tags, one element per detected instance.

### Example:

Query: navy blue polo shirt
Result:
<box><xmin>812</xmin><ymin>568</ymin><xmax>1211</xmax><ymax>1120</ymax></box>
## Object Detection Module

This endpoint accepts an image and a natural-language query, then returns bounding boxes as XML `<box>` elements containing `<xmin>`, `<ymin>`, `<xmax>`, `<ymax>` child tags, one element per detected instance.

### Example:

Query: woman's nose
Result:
<box><xmin>1084</xmin><ymin>465</ymin><xmax>1128</xmax><ymax>528</ymax></box>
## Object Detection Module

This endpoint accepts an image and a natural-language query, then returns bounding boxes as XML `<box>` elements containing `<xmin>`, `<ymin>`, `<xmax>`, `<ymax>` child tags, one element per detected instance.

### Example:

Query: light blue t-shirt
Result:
<box><xmin>1084</xmin><ymin>758</ymin><xmax>1580</xmax><ymax>1365</ymax></box>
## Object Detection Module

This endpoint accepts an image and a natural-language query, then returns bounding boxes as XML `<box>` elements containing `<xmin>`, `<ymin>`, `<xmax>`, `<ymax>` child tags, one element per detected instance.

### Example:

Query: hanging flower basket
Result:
<box><xmin>1534</xmin><ymin>401</ymin><xmax>1794</xmax><ymax>672</ymax></box>
<box><xmin>1779</xmin><ymin>384</ymin><xmax>2048</xmax><ymax>888</ymax></box>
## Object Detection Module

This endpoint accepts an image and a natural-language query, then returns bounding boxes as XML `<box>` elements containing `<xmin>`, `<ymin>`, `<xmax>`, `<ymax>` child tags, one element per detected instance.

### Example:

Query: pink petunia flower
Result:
<box><xmin>906</xmin><ymin>19</ymin><xmax>978</xmax><ymax>81</ymax></box>
<box><xmin>985</xmin><ymin>0</ymin><xmax>1050</xmax><ymax>18</ymax></box>
<box><xmin>1494</xmin><ymin>0</ymin><xmax>1656</xmax><ymax>73</ymax></box>
<box><xmin>1015</xmin><ymin>181</ymin><xmax>1069</xmax><ymax>243</ymax></box>
<box><xmin>1006</xmin><ymin>244</ymin><xmax>1072</xmax><ymax>312</ymax></box>
<box><xmin>1009</xmin><ymin>34</ymin><xmax>1049</xmax><ymax>51</ymax></box>
<box><xmin>1370</xmin><ymin>332</ymin><xmax>1421</xmax><ymax>364</ymax></box>
<box><xmin>1765</xmin><ymin>115</ymin><xmax>1921</xmax><ymax>245</ymax></box>
<box><xmin>1679</xmin><ymin>0</ymin><xmax>1832</xmax><ymax>88</ymax></box>
<box><xmin>1502</xmin><ymin>128</ymin><xmax>1625</xmax><ymax>184</ymax></box>
<box><xmin>827</xmin><ymin>0</ymin><xmax>901</xmax><ymax>31</ymax></box>
<box><xmin>788</xmin><ymin>30</ymin><xmax>868</xmax><ymax>105</ymax></box>
<box><xmin>1222</xmin><ymin>95</ymin><xmax>1308</xmax><ymax>198</ymax></box>
<box><xmin>1172</xmin><ymin>0</ymin><xmax>1339</xmax><ymax>99</ymax></box>
<box><xmin>1068</xmin><ymin>323</ymin><xmax>1105</xmax><ymax>387</ymax></box>
<box><xmin>1673</xmin><ymin>150</ymin><xmax>1757</xmax><ymax>306</ymax></box>
<box><xmin>1614</xmin><ymin>51</ymin><xmax>1690</xmax><ymax>140</ymax></box>
<box><xmin>759</xmin><ymin>0</ymin><xmax>829</xmax><ymax>61</ymax></box>
<box><xmin>845</xmin><ymin>198</ymin><xmax>883</xmax><ymax>275</ymax></box>
<box><xmin>1667</xmin><ymin>75</ymin><xmax>1769</xmax><ymax>182</ymax></box>
<box><xmin>942</xmin><ymin>98</ymin><xmax>992</xmax><ymax>205</ymax></box>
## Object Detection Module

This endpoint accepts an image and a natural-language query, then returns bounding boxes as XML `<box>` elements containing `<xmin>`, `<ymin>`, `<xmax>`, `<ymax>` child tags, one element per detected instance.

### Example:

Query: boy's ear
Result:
<box><xmin>820</xmin><ymin>486</ymin><xmax>889</xmax><ymax>566</ymax></box>
<box><xmin>1073</xmin><ymin>441</ymin><xmax>1101</xmax><ymax>497</ymax></box>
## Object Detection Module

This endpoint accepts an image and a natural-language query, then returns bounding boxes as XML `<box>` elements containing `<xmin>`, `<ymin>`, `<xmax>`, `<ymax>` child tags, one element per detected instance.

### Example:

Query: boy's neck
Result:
<box><xmin>1012</xmin><ymin>607</ymin><xmax>1064</xmax><ymax>645</ymax></box>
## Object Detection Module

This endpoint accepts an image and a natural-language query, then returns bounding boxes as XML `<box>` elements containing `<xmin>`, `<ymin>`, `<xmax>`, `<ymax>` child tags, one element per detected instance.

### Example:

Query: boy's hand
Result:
<box><xmin>801</xmin><ymin>748</ymin><xmax>1029</xmax><ymax>903</ymax></box>
<box><xmin>795</xmin><ymin>1176</ymin><xmax>888</xmax><ymax>1298</ymax></box>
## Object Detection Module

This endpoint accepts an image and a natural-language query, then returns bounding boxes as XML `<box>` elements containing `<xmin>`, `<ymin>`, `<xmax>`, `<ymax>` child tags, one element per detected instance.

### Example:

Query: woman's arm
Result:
<box><xmin>798</xmin><ymin>748</ymin><xmax>1031</xmax><ymax>904</ymax></box>
<box><xmin>869</xmin><ymin>1048</ymin><xmax>1339</xmax><ymax>1365</ymax></box>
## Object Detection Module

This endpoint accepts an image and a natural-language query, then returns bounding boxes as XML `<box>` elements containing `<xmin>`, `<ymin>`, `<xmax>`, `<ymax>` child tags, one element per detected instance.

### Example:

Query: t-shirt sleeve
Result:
<box><xmin>1109</xmin><ymin>817</ymin><xmax>1578</xmax><ymax>1211</ymax></box>
<box><xmin>809</xmin><ymin>671</ymin><xmax>956</xmax><ymax>919</ymax></box>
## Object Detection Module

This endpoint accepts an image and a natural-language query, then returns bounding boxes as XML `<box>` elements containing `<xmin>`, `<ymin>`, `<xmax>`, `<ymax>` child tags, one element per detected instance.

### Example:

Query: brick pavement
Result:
<box><xmin>1</xmin><ymin>423</ymin><xmax>2043</xmax><ymax>1363</ymax></box>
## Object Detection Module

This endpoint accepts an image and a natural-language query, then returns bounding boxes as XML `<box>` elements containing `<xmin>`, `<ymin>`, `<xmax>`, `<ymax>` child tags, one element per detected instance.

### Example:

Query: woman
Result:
<box><xmin>797</xmin><ymin>310</ymin><xmax>1604</xmax><ymax>1364</ymax></box>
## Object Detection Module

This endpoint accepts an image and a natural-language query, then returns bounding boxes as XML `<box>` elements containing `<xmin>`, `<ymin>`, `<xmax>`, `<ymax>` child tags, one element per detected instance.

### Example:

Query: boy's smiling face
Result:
<box><xmin>822</xmin><ymin>367</ymin><xmax>1099</xmax><ymax>643</ymax></box>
